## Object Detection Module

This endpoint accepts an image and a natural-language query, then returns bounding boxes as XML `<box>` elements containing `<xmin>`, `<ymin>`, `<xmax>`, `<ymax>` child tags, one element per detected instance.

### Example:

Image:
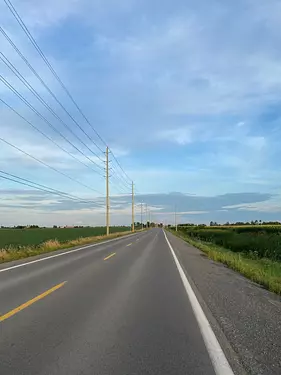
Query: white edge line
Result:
<box><xmin>0</xmin><ymin>232</ymin><xmax>141</xmax><ymax>274</ymax></box>
<box><xmin>163</xmin><ymin>230</ymin><xmax>234</xmax><ymax>375</ymax></box>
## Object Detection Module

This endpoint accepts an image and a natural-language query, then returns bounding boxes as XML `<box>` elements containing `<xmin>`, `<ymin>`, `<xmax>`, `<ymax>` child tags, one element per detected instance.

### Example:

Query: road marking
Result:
<box><xmin>0</xmin><ymin>232</ymin><xmax>142</xmax><ymax>274</ymax></box>
<box><xmin>163</xmin><ymin>231</ymin><xmax>234</xmax><ymax>375</ymax></box>
<box><xmin>104</xmin><ymin>252</ymin><xmax>116</xmax><ymax>261</ymax></box>
<box><xmin>0</xmin><ymin>281</ymin><xmax>66</xmax><ymax>323</ymax></box>
<box><xmin>126</xmin><ymin>243</ymin><xmax>132</xmax><ymax>247</ymax></box>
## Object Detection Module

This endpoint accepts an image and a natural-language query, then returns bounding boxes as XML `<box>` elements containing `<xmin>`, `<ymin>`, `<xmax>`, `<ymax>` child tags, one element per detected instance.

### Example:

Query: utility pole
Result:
<box><xmin>106</xmin><ymin>146</ymin><xmax>110</xmax><ymax>236</ymax></box>
<box><xmin>132</xmin><ymin>181</ymin><xmax>135</xmax><ymax>232</ymax></box>
<box><xmin>146</xmin><ymin>204</ymin><xmax>148</xmax><ymax>228</ymax></box>
<box><xmin>141</xmin><ymin>202</ymin><xmax>143</xmax><ymax>230</ymax></box>
<box><xmin>175</xmin><ymin>205</ymin><xmax>178</xmax><ymax>232</ymax></box>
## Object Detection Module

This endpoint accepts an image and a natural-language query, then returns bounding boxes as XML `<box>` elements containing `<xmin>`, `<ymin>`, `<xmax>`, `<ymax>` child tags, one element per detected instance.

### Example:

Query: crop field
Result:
<box><xmin>180</xmin><ymin>225</ymin><xmax>281</xmax><ymax>261</ymax></box>
<box><xmin>0</xmin><ymin>226</ymin><xmax>130</xmax><ymax>249</ymax></box>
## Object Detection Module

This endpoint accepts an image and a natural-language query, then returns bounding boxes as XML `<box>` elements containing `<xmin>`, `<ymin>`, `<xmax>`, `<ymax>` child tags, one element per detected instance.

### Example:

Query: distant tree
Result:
<box><xmin>53</xmin><ymin>225</ymin><xmax>58</xmax><ymax>228</ymax></box>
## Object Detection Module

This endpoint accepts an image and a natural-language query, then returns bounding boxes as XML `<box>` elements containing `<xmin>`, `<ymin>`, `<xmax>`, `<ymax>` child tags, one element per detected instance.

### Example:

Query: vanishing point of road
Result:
<box><xmin>0</xmin><ymin>229</ymin><xmax>280</xmax><ymax>375</ymax></box>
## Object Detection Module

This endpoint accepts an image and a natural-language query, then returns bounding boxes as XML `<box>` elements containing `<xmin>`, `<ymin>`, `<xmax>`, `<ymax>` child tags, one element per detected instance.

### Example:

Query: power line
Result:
<box><xmin>0</xmin><ymin>24</ymin><xmax>104</xmax><ymax>156</ymax></box>
<box><xmin>111</xmin><ymin>151</ymin><xmax>132</xmax><ymax>184</ymax></box>
<box><xmin>0</xmin><ymin>170</ymin><xmax>106</xmax><ymax>207</ymax></box>
<box><xmin>2</xmin><ymin>0</ymin><xmax>133</xmax><ymax>183</ymax></box>
<box><xmin>0</xmin><ymin>98</ymin><xmax>104</xmax><ymax>176</ymax></box>
<box><xmin>0</xmin><ymin>75</ymin><xmax>104</xmax><ymax>176</ymax></box>
<box><xmin>0</xmin><ymin>136</ymin><xmax>103</xmax><ymax>195</ymax></box>
<box><xmin>4</xmin><ymin>0</ymin><xmax>106</xmax><ymax>150</ymax></box>
<box><xmin>109</xmin><ymin>178</ymin><xmax>130</xmax><ymax>196</ymax></box>
<box><xmin>2</xmin><ymin>0</ymin><xmax>146</xmax><ymax>222</ymax></box>
<box><xmin>110</xmin><ymin>163</ymin><xmax>132</xmax><ymax>188</ymax></box>
<box><xmin>0</xmin><ymin>52</ymin><xmax>104</xmax><ymax>166</ymax></box>
<box><xmin>110</xmin><ymin>168</ymin><xmax>131</xmax><ymax>191</ymax></box>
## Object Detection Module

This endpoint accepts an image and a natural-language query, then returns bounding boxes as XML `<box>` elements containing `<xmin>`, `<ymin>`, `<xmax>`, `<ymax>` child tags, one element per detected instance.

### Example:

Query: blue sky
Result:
<box><xmin>1</xmin><ymin>0</ymin><xmax>281</xmax><ymax>226</ymax></box>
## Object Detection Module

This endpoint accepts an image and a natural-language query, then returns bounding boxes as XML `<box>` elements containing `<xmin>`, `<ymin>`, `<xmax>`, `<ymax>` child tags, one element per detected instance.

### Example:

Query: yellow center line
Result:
<box><xmin>126</xmin><ymin>243</ymin><xmax>132</xmax><ymax>247</ymax></box>
<box><xmin>104</xmin><ymin>252</ymin><xmax>116</xmax><ymax>261</ymax></box>
<box><xmin>0</xmin><ymin>281</ymin><xmax>66</xmax><ymax>323</ymax></box>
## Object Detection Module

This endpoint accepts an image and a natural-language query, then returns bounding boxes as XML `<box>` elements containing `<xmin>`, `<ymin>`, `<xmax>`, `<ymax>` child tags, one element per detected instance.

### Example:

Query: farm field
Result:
<box><xmin>172</xmin><ymin>225</ymin><xmax>281</xmax><ymax>294</ymax></box>
<box><xmin>0</xmin><ymin>226</ymin><xmax>130</xmax><ymax>249</ymax></box>
<box><xmin>180</xmin><ymin>225</ymin><xmax>281</xmax><ymax>261</ymax></box>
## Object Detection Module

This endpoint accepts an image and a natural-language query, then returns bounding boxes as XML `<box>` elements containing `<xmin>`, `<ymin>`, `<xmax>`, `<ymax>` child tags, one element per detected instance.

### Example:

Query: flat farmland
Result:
<box><xmin>0</xmin><ymin>226</ymin><xmax>130</xmax><ymax>249</ymax></box>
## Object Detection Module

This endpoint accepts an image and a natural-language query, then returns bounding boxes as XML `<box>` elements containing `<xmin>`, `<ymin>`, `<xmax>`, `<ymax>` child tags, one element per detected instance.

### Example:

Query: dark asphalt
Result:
<box><xmin>1</xmin><ymin>229</ymin><xmax>279</xmax><ymax>375</ymax></box>
<box><xmin>0</xmin><ymin>229</ymin><xmax>217</xmax><ymax>375</ymax></box>
<box><xmin>166</xmin><ymin>230</ymin><xmax>281</xmax><ymax>375</ymax></box>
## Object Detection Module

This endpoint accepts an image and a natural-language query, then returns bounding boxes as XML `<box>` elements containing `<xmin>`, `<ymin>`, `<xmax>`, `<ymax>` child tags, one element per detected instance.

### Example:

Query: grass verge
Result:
<box><xmin>0</xmin><ymin>231</ymin><xmax>134</xmax><ymax>265</ymax></box>
<box><xmin>169</xmin><ymin>229</ymin><xmax>281</xmax><ymax>295</ymax></box>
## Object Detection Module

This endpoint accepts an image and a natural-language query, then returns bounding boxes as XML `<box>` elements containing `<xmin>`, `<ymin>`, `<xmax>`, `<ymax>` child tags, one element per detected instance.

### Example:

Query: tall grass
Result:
<box><xmin>184</xmin><ymin>227</ymin><xmax>281</xmax><ymax>261</ymax></box>
<box><xmin>171</xmin><ymin>229</ymin><xmax>281</xmax><ymax>295</ymax></box>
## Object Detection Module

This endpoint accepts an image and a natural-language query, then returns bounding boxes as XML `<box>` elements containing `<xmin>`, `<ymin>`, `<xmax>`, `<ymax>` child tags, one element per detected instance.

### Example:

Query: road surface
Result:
<box><xmin>0</xmin><ymin>229</ymin><xmax>280</xmax><ymax>374</ymax></box>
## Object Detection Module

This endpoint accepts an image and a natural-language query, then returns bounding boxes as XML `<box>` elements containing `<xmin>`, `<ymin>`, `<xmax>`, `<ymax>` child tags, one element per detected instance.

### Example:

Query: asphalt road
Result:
<box><xmin>0</xmin><ymin>228</ymin><xmax>279</xmax><ymax>374</ymax></box>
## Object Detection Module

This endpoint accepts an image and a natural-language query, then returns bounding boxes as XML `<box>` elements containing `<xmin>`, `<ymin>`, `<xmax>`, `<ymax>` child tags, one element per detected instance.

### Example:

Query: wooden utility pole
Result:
<box><xmin>132</xmin><ymin>182</ymin><xmax>135</xmax><ymax>232</ymax></box>
<box><xmin>141</xmin><ymin>202</ymin><xmax>143</xmax><ymax>230</ymax></box>
<box><xmin>106</xmin><ymin>146</ymin><xmax>110</xmax><ymax>235</ymax></box>
<box><xmin>146</xmin><ymin>203</ymin><xmax>148</xmax><ymax>228</ymax></box>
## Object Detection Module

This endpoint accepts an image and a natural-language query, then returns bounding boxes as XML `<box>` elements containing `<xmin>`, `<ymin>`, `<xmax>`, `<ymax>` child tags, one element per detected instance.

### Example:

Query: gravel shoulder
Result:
<box><xmin>166</xmin><ymin>230</ymin><xmax>281</xmax><ymax>375</ymax></box>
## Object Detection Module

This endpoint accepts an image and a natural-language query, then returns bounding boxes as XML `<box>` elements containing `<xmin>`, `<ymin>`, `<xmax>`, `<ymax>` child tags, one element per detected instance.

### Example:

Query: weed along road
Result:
<box><xmin>0</xmin><ymin>229</ymin><xmax>280</xmax><ymax>375</ymax></box>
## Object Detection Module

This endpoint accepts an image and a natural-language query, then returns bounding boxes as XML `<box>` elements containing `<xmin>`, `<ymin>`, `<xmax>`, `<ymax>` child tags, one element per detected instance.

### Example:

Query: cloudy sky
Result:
<box><xmin>1</xmin><ymin>0</ymin><xmax>281</xmax><ymax>226</ymax></box>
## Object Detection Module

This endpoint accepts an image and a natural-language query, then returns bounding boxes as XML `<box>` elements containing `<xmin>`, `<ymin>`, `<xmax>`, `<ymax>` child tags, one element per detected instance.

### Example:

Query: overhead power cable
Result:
<box><xmin>3</xmin><ymin>0</ymin><xmax>144</xmax><ymax>210</ymax></box>
<box><xmin>2</xmin><ymin>0</ymin><xmax>132</xmax><ymax>178</ymax></box>
<box><xmin>0</xmin><ymin>52</ymin><xmax>104</xmax><ymax>165</ymax></box>
<box><xmin>110</xmin><ymin>152</ymin><xmax>132</xmax><ymax>184</ymax></box>
<box><xmin>0</xmin><ymin>136</ymin><xmax>103</xmax><ymax>195</ymax></box>
<box><xmin>0</xmin><ymin>21</ymin><xmax>104</xmax><ymax>155</ymax></box>
<box><xmin>0</xmin><ymin>170</ymin><xmax>105</xmax><ymax>207</ymax></box>
<box><xmin>4</xmin><ymin>0</ymin><xmax>106</xmax><ymax>150</ymax></box>
<box><xmin>0</xmin><ymin>98</ymin><xmax>104</xmax><ymax>176</ymax></box>
<box><xmin>0</xmin><ymin>76</ymin><xmax>104</xmax><ymax>175</ymax></box>
<box><xmin>111</xmin><ymin>164</ymin><xmax>131</xmax><ymax>188</ymax></box>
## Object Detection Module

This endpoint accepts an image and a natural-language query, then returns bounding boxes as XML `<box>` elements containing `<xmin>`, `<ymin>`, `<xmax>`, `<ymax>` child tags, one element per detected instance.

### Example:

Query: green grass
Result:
<box><xmin>170</xmin><ymin>229</ymin><xmax>281</xmax><ymax>295</ymax></box>
<box><xmin>0</xmin><ymin>226</ymin><xmax>130</xmax><ymax>248</ymax></box>
<box><xmin>0</xmin><ymin>226</ymin><xmax>132</xmax><ymax>265</ymax></box>
<box><xmin>182</xmin><ymin>226</ymin><xmax>281</xmax><ymax>261</ymax></box>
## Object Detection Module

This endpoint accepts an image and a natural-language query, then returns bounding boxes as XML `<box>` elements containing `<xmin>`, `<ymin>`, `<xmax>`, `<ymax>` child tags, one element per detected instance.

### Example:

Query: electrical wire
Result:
<box><xmin>2</xmin><ymin>0</ymin><xmax>133</xmax><ymax>181</ymax></box>
<box><xmin>0</xmin><ymin>136</ymin><xmax>103</xmax><ymax>195</ymax></box>
<box><xmin>0</xmin><ymin>76</ymin><xmax>104</xmax><ymax>175</ymax></box>
<box><xmin>2</xmin><ymin>0</ymin><xmax>146</xmax><ymax>212</ymax></box>
<box><xmin>0</xmin><ymin>170</ymin><xmax>106</xmax><ymax>206</ymax></box>
<box><xmin>0</xmin><ymin>98</ymin><xmax>104</xmax><ymax>176</ymax></box>
<box><xmin>0</xmin><ymin>52</ymin><xmax>104</xmax><ymax>166</ymax></box>
<box><xmin>0</xmin><ymin>18</ymin><xmax>104</xmax><ymax>155</ymax></box>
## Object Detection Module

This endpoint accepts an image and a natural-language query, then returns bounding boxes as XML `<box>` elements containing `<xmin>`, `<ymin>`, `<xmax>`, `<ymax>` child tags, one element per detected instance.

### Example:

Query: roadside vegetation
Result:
<box><xmin>0</xmin><ymin>226</ymin><xmax>131</xmax><ymax>264</ymax></box>
<box><xmin>170</xmin><ymin>225</ymin><xmax>281</xmax><ymax>295</ymax></box>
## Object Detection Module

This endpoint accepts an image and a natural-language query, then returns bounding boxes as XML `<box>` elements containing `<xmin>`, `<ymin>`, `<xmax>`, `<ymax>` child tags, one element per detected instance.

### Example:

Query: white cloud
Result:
<box><xmin>223</xmin><ymin>198</ymin><xmax>281</xmax><ymax>213</ymax></box>
<box><xmin>157</xmin><ymin>127</ymin><xmax>193</xmax><ymax>145</ymax></box>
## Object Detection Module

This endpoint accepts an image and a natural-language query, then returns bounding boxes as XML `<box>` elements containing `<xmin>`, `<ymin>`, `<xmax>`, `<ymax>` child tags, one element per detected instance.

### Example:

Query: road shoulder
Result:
<box><xmin>165</xmin><ymin>230</ymin><xmax>281</xmax><ymax>375</ymax></box>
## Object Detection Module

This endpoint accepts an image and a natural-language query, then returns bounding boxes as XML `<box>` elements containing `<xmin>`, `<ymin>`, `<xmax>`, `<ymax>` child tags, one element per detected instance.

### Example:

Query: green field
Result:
<box><xmin>181</xmin><ymin>225</ymin><xmax>281</xmax><ymax>261</ymax></box>
<box><xmin>172</xmin><ymin>225</ymin><xmax>281</xmax><ymax>294</ymax></box>
<box><xmin>0</xmin><ymin>226</ymin><xmax>130</xmax><ymax>249</ymax></box>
